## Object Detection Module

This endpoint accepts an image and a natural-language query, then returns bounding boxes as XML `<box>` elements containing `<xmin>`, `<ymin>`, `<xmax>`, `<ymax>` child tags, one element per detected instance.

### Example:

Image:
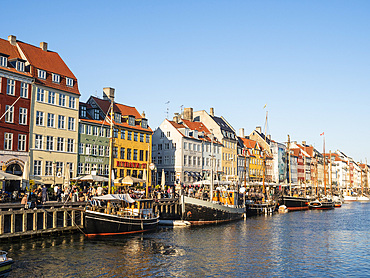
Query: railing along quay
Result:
<box><xmin>153</xmin><ymin>198</ymin><xmax>181</xmax><ymax>220</ymax></box>
<box><xmin>0</xmin><ymin>203</ymin><xmax>84</xmax><ymax>240</ymax></box>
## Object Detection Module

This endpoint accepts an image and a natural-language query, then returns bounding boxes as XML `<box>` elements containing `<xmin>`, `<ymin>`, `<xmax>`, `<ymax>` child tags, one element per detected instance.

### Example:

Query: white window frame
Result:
<box><xmin>59</xmin><ymin>94</ymin><xmax>66</xmax><ymax>107</ymax></box>
<box><xmin>37</xmin><ymin>88</ymin><xmax>44</xmax><ymax>102</ymax></box>
<box><xmin>58</xmin><ymin>115</ymin><xmax>65</xmax><ymax>129</ymax></box>
<box><xmin>36</xmin><ymin>111</ymin><xmax>44</xmax><ymax>126</ymax></box>
<box><xmin>47</xmin><ymin>113</ymin><xmax>55</xmax><ymax>128</ymax></box>
<box><xmin>16</xmin><ymin>61</ymin><xmax>25</xmax><ymax>72</ymax></box>
<box><xmin>66</xmin><ymin>77</ymin><xmax>74</xmax><ymax>87</ymax></box>
<box><xmin>18</xmin><ymin>134</ymin><xmax>26</xmax><ymax>151</ymax></box>
<box><xmin>57</xmin><ymin>137</ymin><xmax>64</xmax><ymax>152</ymax></box>
<box><xmin>52</xmin><ymin>73</ymin><xmax>60</xmax><ymax>83</ymax></box>
<box><xmin>69</xmin><ymin>96</ymin><xmax>76</xmax><ymax>109</ymax></box>
<box><xmin>20</xmin><ymin>82</ymin><xmax>28</xmax><ymax>98</ymax></box>
<box><xmin>67</xmin><ymin>138</ymin><xmax>74</xmax><ymax>153</ymax></box>
<box><xmin>48</xmin><ymin>91</ymin><xmax>55</xmax><ymax>104</ymax></box>
<box><xmin>7</xmin><ymin>79</ymin><xmax>15</xmax><ymax>96</ymax></box>
<box><xmin>34</xmin><ymin>160</ymin><xmax>42</xmax><ymax>176</ymax></box>
<box><xmin>79</xmin><ymin>143</ymin><xmax>84</xmax><ymax>154</ymax></box>
<box><xmin>38</xmin><ymin>69</ymin><xmax>46</xmax><ymax>79</ymax></box>
<box><xmin>5</xmin><ymin>105</ymin><xmax>14</xmax><ymax>123</ymax></box>
<box><xmin>45</xmin><ymin>161</ymin><xmax>53</xmax><ymax>176</ymax></box>
<box><xmin>35</xmin><ymin>134</ymin><xmax>43</xmax><ymax>149</ymax></box>
<box><xmin>46</xmin><ymin>136</ymin><xmax>54</xmax><ymax>151</ymax></box>
<box><xmin>68</xmin><ymin>117</ymin><xmax>75</xmax><ymax>131</ymax></box>
<box><xmin>0</xmin><ymin>56</ymin><xmax>7</xmax><ymax>67</ymax></box>
<box><xmin>4</xmin><ymin>133</ymin><xmax>13</xmax><ymax>150</ymax></box>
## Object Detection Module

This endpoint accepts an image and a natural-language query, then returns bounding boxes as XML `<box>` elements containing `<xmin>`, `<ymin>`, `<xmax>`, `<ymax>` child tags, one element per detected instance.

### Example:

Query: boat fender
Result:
<box><xmin>187</xmin><ymin>211</ymin><xmax>192</xmax><ymax>218</ymax></box>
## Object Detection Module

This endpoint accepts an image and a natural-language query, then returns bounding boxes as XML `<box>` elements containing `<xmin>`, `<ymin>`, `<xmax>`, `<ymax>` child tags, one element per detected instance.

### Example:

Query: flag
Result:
<box><xmin>263</xmin><ymin>104</ymin><xmax>267</xmax><ymax>109</ymax></box>
<box><xmin>320</xmin><ymin>132</ymin><xmax>324</xmax><ymax>136</ymax></box>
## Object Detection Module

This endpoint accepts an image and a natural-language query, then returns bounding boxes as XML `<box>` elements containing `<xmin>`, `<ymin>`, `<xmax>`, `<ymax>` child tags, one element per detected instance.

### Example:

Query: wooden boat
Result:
<box><xmin>181</xmin><ymin>187</ymin><xmax>245</xmax><ymax>225</ymax></box>
<box><xmin>0</xmin><ymin>251</ymin><xmax>13</xmax><ymax>278</ymax></box>
<box><xmin>84</xmin><ymin>194</ymin><xmax>159</xmax><ymax>236</ymax></box>
<box><xmin>280</xmin><ymin>195</ymin><xmax>312</xmax><ymax>211</ymax></box>
<box><xmin>245</xmin><ymin>199</ymin><xmax>276</xmax><ymax>216</ymax></box>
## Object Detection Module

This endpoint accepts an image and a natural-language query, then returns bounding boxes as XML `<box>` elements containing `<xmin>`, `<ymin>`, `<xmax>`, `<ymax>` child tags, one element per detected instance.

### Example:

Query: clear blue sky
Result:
<box><xmin>2</xmin><ymin>1</ymin><xmax>370</xmax><ymax>162</ymax></box>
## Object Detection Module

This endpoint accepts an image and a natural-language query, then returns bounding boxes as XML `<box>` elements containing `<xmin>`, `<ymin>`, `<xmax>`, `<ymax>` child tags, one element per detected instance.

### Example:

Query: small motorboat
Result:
<box><xmin>309</xmin><ymin>198</ymin><xmax>334</xmax><ymax>210</ymax></box>
<box><xmin>0</xmin><ymin>251</ymin><xmax>14</xmax><ymax>278</ymax></box>
<box><xmin>357</xmin><ymin>195</ymin><xmax>370</xmax><ymax>202</ymax></box>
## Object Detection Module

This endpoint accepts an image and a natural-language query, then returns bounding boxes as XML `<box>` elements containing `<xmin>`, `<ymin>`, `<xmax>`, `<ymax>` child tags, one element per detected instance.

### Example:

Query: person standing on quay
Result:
<box><xmin>42</xmin><ymin>185</ymin><xmax>48</xmax><ymax>203</ymax></box>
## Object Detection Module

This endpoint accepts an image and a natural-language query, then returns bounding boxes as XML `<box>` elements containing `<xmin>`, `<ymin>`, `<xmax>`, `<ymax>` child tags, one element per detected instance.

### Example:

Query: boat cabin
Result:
<box><xmin>212</xmin><ymin>189</ymin><xmax>238</xmax><ymax>207</ymax></box>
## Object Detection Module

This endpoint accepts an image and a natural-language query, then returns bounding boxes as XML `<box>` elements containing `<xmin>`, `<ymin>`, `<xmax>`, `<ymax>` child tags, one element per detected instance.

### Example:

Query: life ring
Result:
<box><xmin>187</xmin><ymin>211</ymin><xmax>192</xmax><ymax>218</ymax></box>
<box><xmin>57</xmin><ymin>172</ymin><xmax>62</xmax><ymax>178</ymax></box>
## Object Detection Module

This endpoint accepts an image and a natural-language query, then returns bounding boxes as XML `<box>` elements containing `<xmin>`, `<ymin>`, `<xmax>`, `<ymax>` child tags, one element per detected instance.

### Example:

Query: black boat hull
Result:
<box><xmin>281</xmin><ymin>196</ymin><xmax>311</xmax><ymax>211</ymax></box>
<box><xmin>84</xmin><ymin>210</ymin><xmax>159</xmax><ymax>236</ymax></box>
<box><xmin>182</xmin><ymin>196</ymin><xmax>244</xmax><ymax>225</ymax></box>
<box><xmin>246</xmin><ymin>203</ymin><xmax>276</xmax><ymax>217</ymax></box>
<box><xmin>309</xmin><ymin>201</ymin><xmax>335</xmax><ymax>210</ymax></box>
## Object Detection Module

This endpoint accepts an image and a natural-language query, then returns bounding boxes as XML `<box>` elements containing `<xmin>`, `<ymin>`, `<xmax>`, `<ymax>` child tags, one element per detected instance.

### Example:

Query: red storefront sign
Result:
<box><xmin>116</xmin><ymin>161</ymin><xmax>147</xmax><ymax>169</ymax></box>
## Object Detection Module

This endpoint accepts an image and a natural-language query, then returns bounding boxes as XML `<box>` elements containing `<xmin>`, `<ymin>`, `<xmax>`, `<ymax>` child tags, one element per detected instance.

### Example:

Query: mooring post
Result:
<box><xmin>23</xmin><ymin>212</ymin><xmax>27</xmax><ymax>232</ymax></box>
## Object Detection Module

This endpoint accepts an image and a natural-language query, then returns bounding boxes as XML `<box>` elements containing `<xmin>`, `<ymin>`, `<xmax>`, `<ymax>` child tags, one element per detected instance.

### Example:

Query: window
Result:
<box><xmin>86</xmin><ymin>144</ymin><xmax>91</xmax><ymax>155</ymax></box>
<box><xmin>99</xmin><ymin>127</ymin><xmax>105</xmax><ymax>137</ymax></box>
<box><xmin>114</xmin><ymin>128</ymin><xmax>118</xmax><ymax>138</ymax></box>
<box><xmin>171</xmin><ymin>155</ymin><xmax>175</xmax><ymax>164</ymax></box>
<box><xmin>37</xmin><ymin>88</ymin><xmax>44</xmax><ymax>102</ymax></box>
<box><xmin>133</xmin><ymin>149</ymin><xmax>138</xmax><ymax>160</ymax></box>
<box><xmin>79</xmin><ymin>143</ymin><xmax>84</xmax><ymax>154</ymax></box>
<box><xmin>59</xmin><ymin>94</ymin><xmax>66</xmax><ymax>106</ymax></box>
<box><xmin>113</xmin><ymin>147</ymin><xmax>118</xmax><ymax>158</ymax></box>
<box><xmin>127</xmin><ymin>131</ymin><xmax>132</xmax><ymax>140</ymax></box>
<box><xmin>20</xmin><ymin>82</ymin><xmax>28</xmax><ymax>98</ymax></box>
<box><xmin>67</xmin><ymin>139</ymin><xmax>74</xmax><ymax>152</ymax></box>
<box><xmin>158</xmin><ymin>144</ymin><xmax>162</xmax><ymax>150</ymax></box>
<box><xmin>140</xmin><ymin>133</ymin><xmax>144</xmax><ymax>142</ymax></box>
<box><xmin>188</xmin><ymin>156</ymin><xmax>191</xmax><ymax>166</ymax></box>
<box><xmin>120</xmin><ymin>148</ymin><xmax>125</xmax><ymax>159</ymax></box>
<box><xmin>139</xmin><ymin>150</ymin><xmax>144</xmax><ymax>161</ymax></box>
<box><xmin>68</xmin><ymin>117</ymin><xmax>75</xmax><ymax>131</ymax></box>
<box><xmin>45</xmin><ymin>161</ymin><xmax>53</xmax><ymax>176</ymax></box>
<box><xmin>0</xmin><ymin>56</ymin><xmax>7</xmax><ymax>67</ymax></box>
<box><xmin>127</xmin><ymin>148</ymin><xmax>132</xmax><ymax>160</ymax></box>
<box><xmin>78</xmin><ymin>163</ymin><xmax>84</xmax><ymax>175</ymax></box>
<box><xmin>47</xmin><ymin>113</ymin><xmax>55</xmax><ymax>127</ymax></box>
<box><xmin>128</xmin><ymin>116</ymin><xmax>135</xmax><ymax>126</ymax></box>
<box><xmin>69</xmin><ymin>96</ymin><xmax>76</xmax><ymax>109</ymax></box>
<box><xmin>38</xmin><ymin>69</ymin><xmax>46</xmax><ymax>79</ymax></box>
<box><xmin>66</xmin><ymin>77</ymin><xmax>74</xmax><ymax>87</ymax></box>
<box><xmin>86</xmin><ymin>125</ymin><xmax>92</xmax><ymax>135</ymax></box>
<box><xmin>93</xmin><ymin>126</ymin><xmax>98</xmax><ymax>136</ymax></box>
<box><xmin>189</xmin><ymin>143</ymin><xmax>192</xmax><ymax>150</ymax></box>
<box><xmin>52</xmin><ymin>73</ymin><xmax>60</xmax><ymax>83</ymax></box>
<box><xmin>121</xmin><ymin>130</ymin><xmax>125</xmax><ymax>139</ymax></box>
<box><xmin>34</xmin><ymin>160</ymin><xmax>42</xmax><ymax>176</ymax></box>
<box><xmin>164</xmin><ymin>156</ymin><xmax>169</xmax><ymax>165</ymax></box>
<box><xmin>184</xmin><ymin>155</ymin><xmax>187</xmax><ymax>166</ymax></box>
<box><xmin>19</xmin><ymin>108</ymin><xmax>27</xmax><ymax>125</ymax></box>
<box><xmin>36</xmin><ymin>111</ymin><xmax>44</xmax><ymax>126</ymax></box>
<box><xmin>104</xmin><ymin>165</ymin><xmax>109</xmax><ymax>175</ymax></box>
<box><xmin>35</xmin><ymin>134</ymin><xmax>43</xmax><ymax>149</ymax></box>
<box><xmin>80</xmin><ymin>106</ymin><xmax>86</xmax><ymax>118</ymax></box>
<box><xmin>165</xmin><ymin>143</ymin><xmax>169</xmax><ymax>150</ymax></box>
<box><xmin>58</xmin><ymin>115</ymin><xmax>65</xmax><ymax>129</ymax></box>
<box><xmin>4</xmin><ymin>133</ymin><xmax>13</xmax><ymax>150</ymax></box>
<box><xmin>114</xmin><ymin>113</ymin><xmax>121</xmax><ymax>123</ymax></box>
<box><xmin>18</xmin><ymin>134</ymin><xmax>26</xmax><ymax>151</ymax></box>
<box><xmin>48</xmin><ymin>91</ymin><xmax>55</xmax><ymax>104</ymax></box>
<box><xmin>16</xmin><ymin>61</ymin><xmax>25</xmax><ymax>72</ymax></box>
<box><xmin>57</xmin><ymin>137</ymin><xmax>64</xmax><ymax>151</ymax></box>
<box><xmin>146</xmin><ymin>134</ymin><xmax>150</xmax><ymax>143</ymax></box>
<box><xmin>167</xmin><ymin>131</ymin><xmax>170</xmax><ymax>137</ymax></box>
<box><xmin>46</xmin><ymin>136</ymin><xmax>54</xmax><ymax>151</ymax></box>
<box><xmin>94</xmin><ymin>110</ymin><xmax>99</xmax><ymax>120</ymax></box>
<box><xmin>157</xmin><ymin>156</ymin><xmax>162</xmax><ymax>165</ymax></box>
<box><xmin>134</xmin><ymin>132</ymin><xmax>138</xmax><ymax>141</ymax></box>
<box><xmin>92</xmin><ymin>145</ymin><xmax>97</xmax><ymax>155</ymax></box>
<box><xmin>184</xmin><ymin>142</ymin><xmax>187</xmax><ymax>150</ymax></box>
<box><xmin>85</xmin><ymin>163</ymin><xmax>90</xmax><ymax>174</ymax></box>
<box><xmin>105</xmin><ymin>146</ymin><xmax>109</xmax><ymax>157</ymax></box>
<box><xmin>99</xmin><ymin>145</ymin><xmax>104</xmax><ymax>156</ymax></box>
<box><xmin>7</xmin><ymin>79</ymin><xmax>15</xmax><ymax>95</ymax></box>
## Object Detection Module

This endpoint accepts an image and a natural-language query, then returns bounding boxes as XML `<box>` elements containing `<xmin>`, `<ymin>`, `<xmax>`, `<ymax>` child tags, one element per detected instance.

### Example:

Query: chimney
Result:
<box><xmin>142</xmin><ymin>111</ymin><xmax>146</xmax><ymax>118</ymax></box>
<box><xmin>302</xmin><ymin>141</ymin><xmax>306</xmax><ymax>145</ymax></box>
<box><xmin>8</xmin><ymin>35</ymin><xmax>16</xmax><ymax>46</ymax></box>
<box><xmin>40</xmin><ymin>42</ymin><xmax>48</xmax><ymax>51</ymax></box>
<box><xmin>173</xmin><ymin>113</ymin><xmax>180</xmax><ymax>123</ymax></box>
<box><xmin>239</xmin><ymin>128</ymin><xmax>245</xmax><ymax>138</ymax></box>
<box><xmin>210</xmin><ymin>107</ymin><xmax>214</xmax><ymax>117</ymax></box>
<box><xmin>183</xmin><ymin>108</ymin><xmax>193</xmax><ymax>121</ymax></box>
<box><xmin>256</xmin><ymin>126</ymin><xmax>262</xmax><ymax>133</ymax></box>
<box><xmin>103</xmin><ymin>87</ymin><xmax>115</xmax><ymax>101</ymax></box>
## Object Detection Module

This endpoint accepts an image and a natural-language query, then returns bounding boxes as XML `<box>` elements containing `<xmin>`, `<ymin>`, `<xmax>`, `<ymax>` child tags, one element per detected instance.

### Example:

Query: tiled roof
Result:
<box><xmin>182</xmin><ymin>119</ymin><xmax>210</xmax><ymax>134</ymax></box>
<box><xmin>0</xmin><ymin>38</ymin><xmax>33</xmax><ymax>77</ymax></box>
<box><xmin>240</xmin><ymin>137</ymin><xmax>257</xmax><ymax>149</ymax></box>
<box><xmin>17</xmin><ymin>40</ymin><xmax>80</xmax><ymax>95</ymax></box>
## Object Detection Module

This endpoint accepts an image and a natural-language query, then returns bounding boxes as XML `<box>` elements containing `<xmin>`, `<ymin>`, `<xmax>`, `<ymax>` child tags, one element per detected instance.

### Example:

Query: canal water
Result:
<box><xmin>3</xmin><ymin>201</ymin><xmax>370</xmax><ymax>277</ymax></box>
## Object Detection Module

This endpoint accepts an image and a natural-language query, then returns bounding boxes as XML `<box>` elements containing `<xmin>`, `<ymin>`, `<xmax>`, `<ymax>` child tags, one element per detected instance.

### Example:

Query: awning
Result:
<box><xmin>71</xmin><ymin>174</ymin><xmax>109</xmax><ymax>182</ymax></box>
<box><xmin>0</xmin><ymin>171</ymin><xmax>22</xmax><ymax>181</ymax></box>
<box><xmin>115</xmin><ymin>176</ymin><xmax>145</xmax><ymax>185</ymax></box>
<box><xmin>92</xmin><ymin>194</ymin><xmax>135</xmax><ymax>203</ymax></box>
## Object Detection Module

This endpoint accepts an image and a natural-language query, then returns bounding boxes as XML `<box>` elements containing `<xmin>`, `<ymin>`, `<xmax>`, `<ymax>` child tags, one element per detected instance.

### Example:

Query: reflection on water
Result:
<box><xmin>4</xmin><ymin>202</ymin><xmax>370</xmax><ymax>277</ymax></box>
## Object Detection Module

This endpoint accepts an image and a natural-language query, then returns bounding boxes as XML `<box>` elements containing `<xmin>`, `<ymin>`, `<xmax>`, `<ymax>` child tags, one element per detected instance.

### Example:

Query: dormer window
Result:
<box><xmin>0</xmin><ymin>56</ymin><xmax>7</xmax><ymax>67</ymax></box>
<box><xmin>80</xmin><ymin>106</ymin><xmax>87</xmax><ymax>118</ymax></box>
<box><xmin>16</xmin><ymin>61</ymin><xmax>25</xmax><ymax>72</ymax></box>
<box><xmin>94</xmin><ymin>109</ymin><xmax>100</xmax><ymax>120</ymax></box>
<box><xmin>141</xmin><ymin>118</ymin><xmax>148</xmax><ymax>129</ymax></box>
<box><xmin>128</xmin><ymin>116</ymin><xmax>135</xmax><ymax>126</ymax></box>
<box><xmin>114</xmin><ymin>113</ymin><xmax>121</xmax><ymax>123</ymax></box>
<box><xmin>38</xmin><ymin>69</ymin><xmax>46</xmax><ymax>79</ymax></box>
<box><xmin>66</xmin><ymin>77</ymin><xmax>74</xmax><ymax>87</ymax></box>
<box><xmin>52</xmin><ymin>73</ymin><xmax>60</xmax><ymax>83</ymax></box>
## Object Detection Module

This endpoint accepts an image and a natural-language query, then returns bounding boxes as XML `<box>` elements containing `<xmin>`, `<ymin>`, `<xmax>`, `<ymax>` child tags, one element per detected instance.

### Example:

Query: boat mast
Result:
<box><xmin>329</xmin><ymin>150</ymin><xmax>333</xmax><ymax>196</ymax></box>
<box><xmin>323</xmin><ymin>135</ymin><xmax>326</xmax><ymax>196</ymax></box>
<box><xmin>287</xmin><ymin>135</ymin><xmax>292</xmax><ymax>196</ymax></box>
<box><xmin>210</xmin><ymin>131</ymin><xmax>214</xmax><ymax>202</ymax></box>
<box><xmin>108</xmin><ymin>98</ymin><xmax>114</xmax><ymax>195</ymax></box>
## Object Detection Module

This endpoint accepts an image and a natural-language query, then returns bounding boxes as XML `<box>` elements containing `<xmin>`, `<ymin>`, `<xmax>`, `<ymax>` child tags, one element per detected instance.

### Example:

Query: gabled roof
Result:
<box><xmin>211</xmin><ymin>116</ymin><xmax>235</xmax><ymax>134</ymax></box>
<box><xmin>252</xmin><ymin>129</ymin><xmax>271</xmax><ymax>145</ymax></box>
<box><xmin>239</xmin><ymin>137</ymin><xmax>258</xmax><ymax>149</ymax></box>
<box><xmin>182</xmin><ymin>119</ymin><xmax>210</xmax><ymax>134</ymax></box>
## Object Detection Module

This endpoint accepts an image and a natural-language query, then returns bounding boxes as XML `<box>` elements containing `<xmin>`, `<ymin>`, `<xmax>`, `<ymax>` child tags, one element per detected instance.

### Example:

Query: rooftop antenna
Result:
<box><xmin>165</xmin><ymin>101</ymin><xmax>170</xmax><ymax>119</ymax></box>
<box><xmin>180</xmin><ymin>105</ymin><xmax>184</xmax><ymax>115</ymax></box>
